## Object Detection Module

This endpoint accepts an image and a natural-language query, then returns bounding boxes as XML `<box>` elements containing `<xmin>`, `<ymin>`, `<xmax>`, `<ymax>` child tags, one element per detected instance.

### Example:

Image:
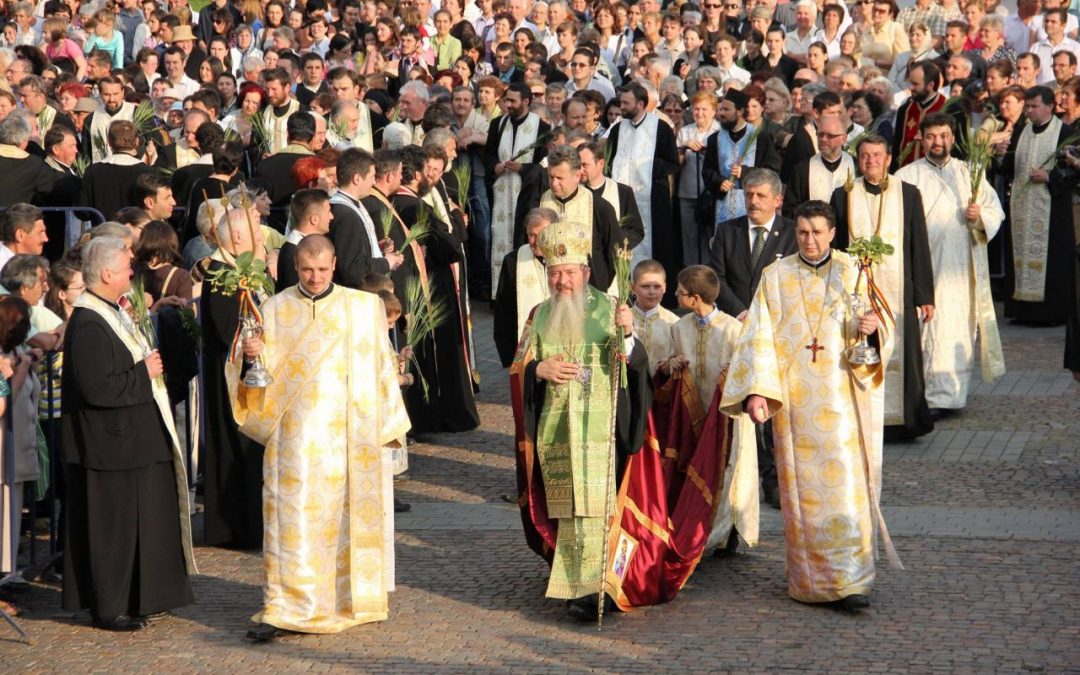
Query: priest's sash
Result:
<box><xmin>261</xmin><ymin>98</ymin><xmax>301</xmax><ymax>155</ymax></box>
<box><xmin>611</xmin><ymin>113</ymin><xmax>659</xmax><ymax>264</ymax></box>
<box><xmin>847</xmin><ymin>178</ymin><xmax>906</xmax><ymax>425</ymax></box>
<box><xmin>514</xmin><ymin>245</ymin><xmax>549</xmax><ymax>341</ymax></box>
<box><xmin>808</xmin><ymin>153</ymin><xmax>854</xmax><ymax>201</ymax></box>
<box><xmin>89</xmin><ymin>101</ymin><xmax>135</xmax><ymax>162</ymax></box>
<box><xmin>490</xmin><ymin>112</ymin><xmax>540</xmax><ymax>290</ymax></box>
<box><xmin>73</xmin><ymin>292</ymin><xmax>196</xmax><ymax>574</ymax></box>
<box><xmin>1010</xmin><ymin>116</ymin><xmax>1060</xmax><ymax>303</ymax></box>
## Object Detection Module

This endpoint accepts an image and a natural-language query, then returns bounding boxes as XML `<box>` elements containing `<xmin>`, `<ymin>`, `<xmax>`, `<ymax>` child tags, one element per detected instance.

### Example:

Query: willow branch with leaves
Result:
<box><xmin>403</xmin><ymin>277</ymin><xmax>450</xmax><ymax>401</ymax></box>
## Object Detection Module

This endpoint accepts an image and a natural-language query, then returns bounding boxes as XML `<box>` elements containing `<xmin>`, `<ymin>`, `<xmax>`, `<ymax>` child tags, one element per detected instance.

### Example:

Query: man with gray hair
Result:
<box><xmin>62</xmin><ymin>236</ymin><xmax>195</xmax><ymax>631</ymax></box>
<box><xmin>18</xmin><ymin>75</ymin><xmax>75</xmax><ymax>135</ymax></box>
<box><xmin>0</xmin><ymin>253</ymin><xmax>64</xmax><ymax>351</ymax></box>
<box><xmin>398</xmin><ymin>80</ymin><xmax>430</xmax><ymax>144</ymax></box>
<box><xmin>0</xmin><ymin>115</ymin><xmax>59</xmax><ymax>206</ymax></box>
<box><xmin>493</xmin><ymin>206</ymin><xmax>557</xmax><ymax>366</ymax></box>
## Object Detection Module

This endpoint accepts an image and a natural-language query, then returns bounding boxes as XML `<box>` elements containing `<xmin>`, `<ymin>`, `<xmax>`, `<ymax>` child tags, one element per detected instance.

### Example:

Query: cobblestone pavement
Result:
<box><xmin>2</xmin><ymin>307</ymin><xmax>1078</xmax><ymax>673</ymax></box>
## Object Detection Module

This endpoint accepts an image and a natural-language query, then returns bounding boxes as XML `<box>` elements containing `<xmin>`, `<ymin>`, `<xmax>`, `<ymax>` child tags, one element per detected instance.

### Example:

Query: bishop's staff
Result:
<box><xmin>597</xmin><ymin>240</ymin><xmax>634</xmax><ymax>629</ymax></box>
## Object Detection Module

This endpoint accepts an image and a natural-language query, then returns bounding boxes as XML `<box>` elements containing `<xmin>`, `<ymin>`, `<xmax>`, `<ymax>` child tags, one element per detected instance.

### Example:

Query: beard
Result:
<box><xmin>720</xmin><ymin>117</ymin><xmax>738</xmax><ymax>131</ymax></box>
<box><xmin>546</xmin><ymin>285</ymin><xmax>587</xmax><ymax>348</ymax></box>
<box><xmin>416</xmin><ymin>175</ymin><xmax>432</xmax><ymax>196</ymax></box>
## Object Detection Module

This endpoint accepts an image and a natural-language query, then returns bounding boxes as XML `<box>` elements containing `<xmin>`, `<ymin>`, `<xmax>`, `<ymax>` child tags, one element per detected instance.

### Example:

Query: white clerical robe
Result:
<box><xmin>89</xmin><ymin>101</ymin><xmax>136</xmax><ymax>162</ymax></box>
<box><xmin>610</xmin><ymin>113</ymin><xmax>660</xmax><ymax>265</ymax></box>
<box><xmin>720</xmin><ymin>252</ymin><xmax>899</xmax><ymax>603</ymax></box>
<box><xmin>1010</xmin><ymin>115</ymin><xmax>1062</xmax><ymax>303</ymax></box>
<box><xmin>845</xmin><ymin>177</ymin><xmax>906</xmax><ymax>425</ymax></box>
<box><xmin>808</xmin><ymin>153</ymin><xmax>855</xmax><ymax>201</ymax></box>
<box><xmin>515</xmin><ymin>245</ymin><xmax>550</xmax><ymax>340</ymax></box>
<box><xmin>490</xmin><ymin>113</ymin><xmax>540</xmax><ymax>290</ymax></box>
<box><xmin>228</xmin><ymin>286</ymin><xmax>411</xmax><ymax>633</ymax></box>
<box><xmin>631</xmin><ymin>303</ymin><xmax>677</xmax><ymax>376</ymax></box>
<box><xmin>895</xmin><ymin>157</ymin><xmax>1005</xmax><ymax>408</ymax></box>
<box><xmin>670</xmin><ymin>311</ymin><xmax>759</xmax><ymax>550</ymax></box>
<box><xmin>261</xmin><ymin>98</ymin><xmax>302</xmax><ymax>155</ymax></box>
<box><xmin>327</xmin><ymin>103</ymin><xmax>374</xmax><ymax>151</ymax></box>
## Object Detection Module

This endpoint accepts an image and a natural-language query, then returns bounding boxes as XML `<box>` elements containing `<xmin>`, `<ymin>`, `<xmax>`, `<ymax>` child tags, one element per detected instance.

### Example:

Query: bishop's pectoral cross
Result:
<box><xmin>806</xmin><ymin>338</ymin><xmax>824</xmax><ymax>362</ymax></box>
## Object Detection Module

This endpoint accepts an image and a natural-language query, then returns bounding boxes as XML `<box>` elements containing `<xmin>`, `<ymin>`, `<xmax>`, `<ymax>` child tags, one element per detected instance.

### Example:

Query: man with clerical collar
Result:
<box><xmin>493</xmin><ymin>206</ymin><xmax>555</xmax><ymax>366</ymax></box>
<box><xmin>328</xmin><ymin>148</ymin><xmax>403</xmax><ymax>289</ymax></box>
<box><xmin>607</xmin><ymin>80</ymin><xmax>679</xmax><ymax>298</ymax></box>
<box><xmin>62</xmin><ymin>236</ymin><xmax>195</xmax><ymax>631</ymax></box>
<box><xmin>720</xmin><ymin>200</ymin><xmax>898</xmax><ymax>612</ymax></box>
<box><xmin>999</xmin><ymin>85</ymin><xmax>1080</xmax><ymax>326</ymax></box>
<box><xmin>896</xmin><ymin>112</ymin><xmax>1005</xmax><ymax>418</ymax></box>
<box><xmin>573</xmin><ymin>138</ymin><xmax>644</xmax><ymax>252</ymax></box>
<box><xmin>537</xmin><ymin>144</ymin><xmax>620</xmax><ymax>292</ymax></box>
<box><xmin>260</xmin><ymin>68</ymin><xmax>302</xmax><ymax>155</ymax></box>
<box><xmin>891</xmin><ymin>61</ymin><xmax>946</xmax><ymax>171</ymax></box>
<box><xmin>233</xmin><ymin>234</ymin><xmax>410</xmax><ymax>642</ymax></box>
<box><xmin>326</xmin><ymin>68</ymin><xmax>390</xmax><ymax>151</ymax></box>
<box><xmin>702</xmin><ymin>87</ymin><xmax>782</xmax><ymax>225</ymax></box>
<box><xmin>483</xmin><ymin>81</ymin><xmax>551</xmax><ymax>295</ymax></box>
<box><xmin>830</xmin><ymin>133</ymin><xmax>937</xmax><ymax>442</ymax></box>
<box><xmin>509</xmin><ymin>218</ymin><xmax>651</xmax><ymax>622</ymax></box>
<box><xmin>276</xmin><ymin>189</ymin><xmax>333</xmax><ymax>290</ymax></box>
<box><xmin>82</xmin><ymin>77</ymin><xmax>137</xmax><ymax>162</ymax></box>
<box><xmin>783</xmin><ymin>114</ymin><xmax>855</xmax><ymax>219</ymax></box>
<box><xmin>255</xmin><ymin>112</ymin><xmax>321</xmax><ymax>229</ymax></box>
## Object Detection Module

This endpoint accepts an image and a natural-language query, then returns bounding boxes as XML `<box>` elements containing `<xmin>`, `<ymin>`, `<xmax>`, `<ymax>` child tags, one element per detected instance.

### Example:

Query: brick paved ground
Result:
<box><xmin>2</xmin><ymin>307</ymin><xmax>1078</xmax><ymax>673</ymax></box>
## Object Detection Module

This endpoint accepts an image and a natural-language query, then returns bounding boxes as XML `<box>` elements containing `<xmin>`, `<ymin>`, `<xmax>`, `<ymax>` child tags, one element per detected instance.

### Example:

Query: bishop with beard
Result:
<box><xmin>510</xmin><ymin>220</ymin><xmax>651</xmax><ymax>621</ymax></box>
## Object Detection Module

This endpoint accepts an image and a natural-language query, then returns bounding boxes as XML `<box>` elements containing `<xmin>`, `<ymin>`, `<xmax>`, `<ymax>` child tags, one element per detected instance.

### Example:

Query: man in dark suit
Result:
<box><xmin>277</xmin><ymin>188</ymin><xmax>333</xmax><ymax>290</ymax></box>
<box><xmin>62</xmin><ymin>236</ymin><xmax>195</xmax><ymax>631</ymax></box>
<box><xmin>255</xmin><ymin>112</ymin><xmax>320</xmax><ymax>231</ymax></box>
<box><xmin>0</xmin><ymin>112</ymin><xmax>59</xmax><ymax>207</ymax></box>
<box><xmin>328</xmin><ymin>148</ymin><xmax>404</xmax><ymax>288</ymax></box>
<box><xmin>708</xmin><ymin>167</ymin><xmax>796</xmax><ymax>510</ymax></box>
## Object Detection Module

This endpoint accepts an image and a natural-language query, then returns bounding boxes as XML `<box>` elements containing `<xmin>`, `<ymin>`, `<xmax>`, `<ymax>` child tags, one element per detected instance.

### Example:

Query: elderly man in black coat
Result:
<box><xmin>61</xmin><ymin>236</ymin><xmax>195</xmax><ymax>631</ymax></box>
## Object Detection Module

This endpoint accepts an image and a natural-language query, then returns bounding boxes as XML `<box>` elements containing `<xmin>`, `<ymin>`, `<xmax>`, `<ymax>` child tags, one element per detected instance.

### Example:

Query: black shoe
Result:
<box><xmin>928</xmin><ymin>408</ymin><xmax>957</xmax><ymax>421</ymax></box>
<box><xmin>763</xmin><ymin>481</ymin><xmax>781</xmax><ymax>510</ymax></box>
<box><xmin>93</xmin><ymin>614</ymin><xmax>148</xmax><ymax>632</ymax></box>
<box><xmin>712</xmin><ymin>531</ymin><xmax>740</xmax><ymax>558</ymax></box>
<box><xmin>246</xmin><ymin>623</ymin><xmax>286</xmax><ymax>642</ymax></box>
<box><xmin>836</xmin><ymin>594</ymin><xmax>870</xmax><ymax>611</ymax></box>
<box><xmin>394</xmin><ymin>497</ymin><xmax>411</xmax><ymax>513</ymax></box>
<box><xmin>565</xmin><ymin>595</ymin><xmax>616</xmax><ymax>622</ymax></box>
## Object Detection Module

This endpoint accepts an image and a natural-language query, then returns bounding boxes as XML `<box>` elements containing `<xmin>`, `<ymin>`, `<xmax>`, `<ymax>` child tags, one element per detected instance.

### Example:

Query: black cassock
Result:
<box><xmin>831</xmin><ymin>180</ymin><xmax>936</xmax><ymax>440</ymax></box>
<box><xmin>61</xmin><ymin>301</ymin><xmax>194</xmax><ymax>619</ymax></box>
<box><xmin>1001</xmin><ymin>120</ymin><xmax>1080</xmax><ymax>324</ymax></box>
<box><xmin>199</xmin><ymin>259</ymin><xmax>268</xmax><ymax>548</ymax></box>
<box><xmin>606</xmin><ymin>117</ymin><xmax>681</xmax><ymax>305</ymax></box>
<box><xmin>392</xmin><ymin>189</ymin><xmax>480</xmax><ymax>434</ymax></box>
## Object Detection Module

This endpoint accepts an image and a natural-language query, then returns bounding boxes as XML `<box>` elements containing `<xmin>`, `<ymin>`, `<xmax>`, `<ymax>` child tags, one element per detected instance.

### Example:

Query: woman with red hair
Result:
<box><xmin>56</xmin><ymin>82</ymin><xmax>90</xmax><ymax>117</ymax></box>
<box><xmin>223</xmin><ymin>81</ymin><xmax>268</xmax><ymax>146</ymax></box>
<box><xmin>290</xmin><ymin>156</ymin><xmax>328</xmax><ymax>190</ymax></box>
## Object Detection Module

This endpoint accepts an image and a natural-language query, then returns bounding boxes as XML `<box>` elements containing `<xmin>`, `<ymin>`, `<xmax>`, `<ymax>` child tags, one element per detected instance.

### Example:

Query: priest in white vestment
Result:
<box><xmin>721</xmin><ymin>201</ymin><xmax>901</xmax><ymax>611</ymax></box>
<box><xmin>83</xmin><ymin>78</ymin><xmax>135</xmax><ymax>162</ymax></box>
<box><xmin>896</xmin><ymin>113</ymin><xmax>1005</xmax><ymax>412</ymax></box>
<box><xmin>830</xmin><ymin>134</ymin><xmax>937</xmax><ymax>441</ymax></box>
<box><xmin>231</xmin><ymin>235</ymin><xmax>411</xmax><ymax>641</ymax></box>
<box><xmin>482</xmin><ymin>83</ymin><xmax>551</xmax><ymax>291</ymax></box>
<box><xmin>782</xmin><ymin>115</ymin><xmax>855</xmax><ymax>219</ymax></box>
<box><xmin>493</xmin><ymin>207</ymin><xmax>555</xmax><ymax>367</ymax></box>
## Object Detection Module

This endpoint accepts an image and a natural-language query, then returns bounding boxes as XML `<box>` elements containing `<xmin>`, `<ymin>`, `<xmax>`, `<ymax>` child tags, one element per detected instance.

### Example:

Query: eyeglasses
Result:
<box><xmin>705</xmin><ymin>3</ymin><xmax>721</xmax><ymax>7</ymax></box>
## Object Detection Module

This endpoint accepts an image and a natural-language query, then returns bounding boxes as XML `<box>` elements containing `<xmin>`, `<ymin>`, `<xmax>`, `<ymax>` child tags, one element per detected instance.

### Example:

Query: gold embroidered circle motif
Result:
<box><xmin>556</xmin><ymin>244</ymin><xmax>567</xmax><ymax>256</ymax></box>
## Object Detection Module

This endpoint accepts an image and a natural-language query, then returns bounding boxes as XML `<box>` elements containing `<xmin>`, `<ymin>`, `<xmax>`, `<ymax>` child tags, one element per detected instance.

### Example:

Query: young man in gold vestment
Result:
<box><xmin>720</xmin><ymin>201</ymin><xmax>902</xmax><ymax>611</ymax></box>
<box><xmin>231</xmin><ymin>234</ymin><xmax>411</xmax><ymax>641</ymax></box>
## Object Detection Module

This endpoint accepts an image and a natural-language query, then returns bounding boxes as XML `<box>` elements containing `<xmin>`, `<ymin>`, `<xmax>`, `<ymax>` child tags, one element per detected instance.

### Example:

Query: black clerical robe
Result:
<box><xmin>1000</xmin><ymin>119</ymin><xmax>1080</xmax><ymax>324</ymax></box>
<box><xmin>79</xmin><ymin>159</ymin><xmax>157</xmax><ymax>221</ymax></box>
<box><xmin>781</xmin><ymin>122</ymin><xmax>816</xmax><ymax>185</ymax></box>
<box><xmin>830</xmin><ymin>179</ymin><xmax>936</xmax><ymax>439</ymax></box>
<box><xmin>783</xmin><ymin>155</ymin><xmax>849</xmax><ymax>219</ymax></box>
<box><xmin>61</xmin><ymin>299</ymin><xmax>194</xmax><ymax>618</ymax></box>
<box><xmin>587</xmin><ymin>178</ymin><xmax>646</xmax><ymax>251</ymax></box>
<box><xmin>0</xmin><ymin>149</ymin><xmax>59</xmax><ymax>206</ymax></box>
<box><xmin>701</xmin><ymin>124</ymin><xmax>783</xmax><ymax>215</ymax></box>
<box><xmin>277</xmin><ymin>239</ymin><xmax>300</xmax><ymax>289</ymax></box>
<box><xmin>199</xmin><ymin>258</ymin><xmax>268</xmax><ymax>547</ymax></box>
<box><xmin>181</xmin><ymin>175</ymin><xmax>236</xmax><ymax>245</ymax></box>
<box><xmin>533</xmin><ymin>188</ymin><xmax>621</xmax><ymax>292</ymax></box>
<box><xmin>329</xmin><ymin>191</ymin><xmax>392</xmax><ymax>288</ymax></box>
<box><xmin>392</xmin><ymin>189</ymin><xmax>480</xmax><ymax>434</ymax></box>
<box><xmin>606</xmin><ymin>116</ymin><xmax>681</xmax><ymax>304</ymax></box>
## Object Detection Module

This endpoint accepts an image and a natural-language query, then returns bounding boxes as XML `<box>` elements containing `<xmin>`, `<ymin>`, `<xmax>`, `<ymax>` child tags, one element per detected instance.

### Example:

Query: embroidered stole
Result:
<box><xmin>1010</xmin><ymin>116</ymin><xmax>1060</xmax><ymax>302</ymax></box>
<box><xmin>490</xmin><ymin>112</ymin><xmax>540</xmax><ymax>291</ymax></box>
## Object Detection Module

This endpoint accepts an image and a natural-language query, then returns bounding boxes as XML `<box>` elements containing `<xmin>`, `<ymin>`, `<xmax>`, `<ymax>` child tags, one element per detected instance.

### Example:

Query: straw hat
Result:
<box><xmin>170</xmin><ymin>25</ymin><xmax>196</xmax><ymax>43</ymax></box>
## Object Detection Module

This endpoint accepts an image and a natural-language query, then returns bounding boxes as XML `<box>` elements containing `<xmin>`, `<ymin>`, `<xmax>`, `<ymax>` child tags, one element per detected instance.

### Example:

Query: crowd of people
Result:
<box><xmin>0</xmin><ymin>0</ymin><xmax>1078</xmax><ymax>640</ymax></box>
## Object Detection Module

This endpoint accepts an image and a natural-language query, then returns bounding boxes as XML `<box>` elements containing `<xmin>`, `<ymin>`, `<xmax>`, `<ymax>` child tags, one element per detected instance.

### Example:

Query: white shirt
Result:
<box><xmin>747</xmin><ymin>214</ymin><xmax>777</xmax><ymax>250</ymax></box>
<box><xmin>1005</xmin><ymin>14</ymin><xmax>1038</xmax><ymax>54</ymax></box>
<box><xmin>784</xmin><ymin>27</ymin><xmax>823</xmax><ymax>56</ymax></box>
<box><xmin>0</xmin><ymin>245</ymin><xmax>14</xmax><ymax>277</ymax></box>
<box><xmin>1031</xmin><ymin>12</ymin><xmax>1080</xmax><ymax>42</ymax></box>
<box><xmin>1032</xmin><ymin>35</ymin><xmax>1080</xmax><ymax>83</ymax></box>
<box><xmin>168</xmin><ymin>74</ymin><xmax>201</xmax><ymax>98</ymax></box>
<box><xmin>565</xmin><ymin>73</ymin><xmax>617</xmax><ymax>102</ymax></box>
